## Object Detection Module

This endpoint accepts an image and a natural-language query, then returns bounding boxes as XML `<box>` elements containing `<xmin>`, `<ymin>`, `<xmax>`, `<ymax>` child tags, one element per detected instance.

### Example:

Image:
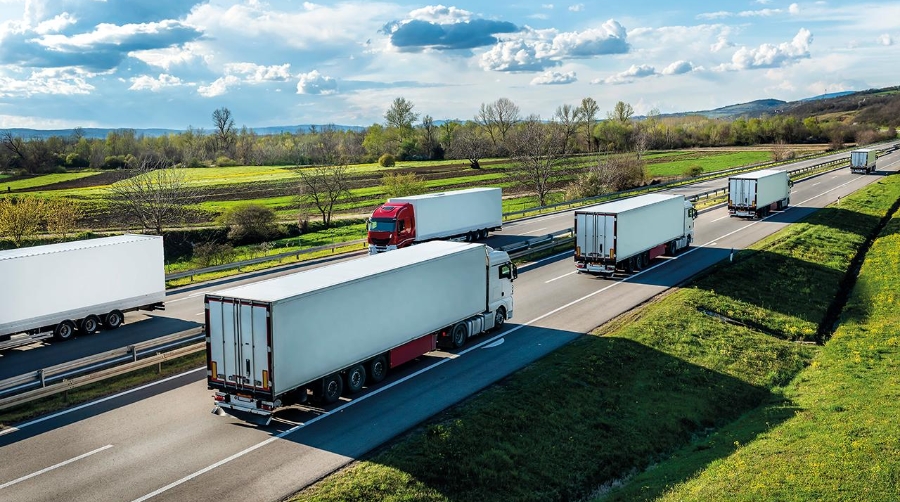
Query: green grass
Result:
<box><xmin>289</xmin><ymin>166</ymin><xmax>900</xmax><ymax>501</ymax></box>
<box><xmin>1</xmin><ymin>171</ymin><xmax>102</xmax><ymax>191</ymax></box>
<box><xmin>646</xmin><ymin>151</ymin><xmax>772</xmax><ymax>177</ymax></box>
<box><xmin>605</xmin><ymin>190</ymin><xmax>900</xmax><ymax>501</ymax></box>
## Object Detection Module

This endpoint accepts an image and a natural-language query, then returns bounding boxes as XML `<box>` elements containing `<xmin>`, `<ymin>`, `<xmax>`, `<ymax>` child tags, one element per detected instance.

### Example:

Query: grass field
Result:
<box><xmin>288</xmin><ymin>176</ymin><xmax>900</xmax><ymax>502</ymax></box>
<box><xmin>0</xmin><ymin>171</ymin><xmax>103</xmax><ymax>191</ymax></box>
<box><xmin>645</xmin><ymin>151</ymin><xmax>772</xmax><ymax>177</ymax></box>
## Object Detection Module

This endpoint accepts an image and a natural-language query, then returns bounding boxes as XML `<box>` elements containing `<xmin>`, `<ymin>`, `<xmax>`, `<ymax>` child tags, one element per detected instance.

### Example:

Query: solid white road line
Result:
<box><xmin>0</xmin><ymin>444</ymin><xmax>113</xmax><ymax>490</ymax></box>
<box><xmin>711</xmin><ymin>215</ymin><xmax>729</xmax><ymax>222</ymax></box>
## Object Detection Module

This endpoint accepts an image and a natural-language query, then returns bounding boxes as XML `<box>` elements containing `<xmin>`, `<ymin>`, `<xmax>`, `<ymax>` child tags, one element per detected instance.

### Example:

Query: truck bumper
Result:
<box><xmin>575</xmin><ymin>261</ymin><xmax>615</xmax><ymax>275</ymax></box>
<box><xmin>213</xmin><ymin>392</ymin><xmax>275</xmax><ymax>425</ymax></box>
<box><xmin>368</xmin><ymin>244</ymin><xmax>398</xmax><ymax>255</ymax></box>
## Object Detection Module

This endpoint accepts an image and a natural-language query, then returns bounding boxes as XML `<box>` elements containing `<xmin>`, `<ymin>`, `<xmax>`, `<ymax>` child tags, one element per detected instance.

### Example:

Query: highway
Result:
<box><xmin>0</xmin><ymin>148</ymin><xmax>898</xmax><ymax>502</ymax></box>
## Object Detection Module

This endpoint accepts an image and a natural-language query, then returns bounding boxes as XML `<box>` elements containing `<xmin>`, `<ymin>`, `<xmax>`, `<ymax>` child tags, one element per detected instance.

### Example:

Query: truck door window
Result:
<box><xmin>399</xmin><ymin>220</ymin><xmax>405</xmax><ymax>232</ymax></box>
<box><xmin>499</xmin><ymin>264</ymin><xmax>512</xmax><ymax>279</ymax></box>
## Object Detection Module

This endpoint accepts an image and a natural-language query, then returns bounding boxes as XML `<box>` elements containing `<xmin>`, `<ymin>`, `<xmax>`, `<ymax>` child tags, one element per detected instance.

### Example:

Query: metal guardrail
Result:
<box><xmin>0</xmin><ymin>327</ymin><xmax>203</xmax><ymax>401</ymax></box>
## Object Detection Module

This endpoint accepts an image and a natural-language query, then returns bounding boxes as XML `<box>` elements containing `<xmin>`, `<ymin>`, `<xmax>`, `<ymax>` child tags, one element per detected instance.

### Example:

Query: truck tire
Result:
<box><xmin>345</xmin><ymin>364</ymin><xmax>366</xmax><ymax>394</ymax></box>
<box><xmin>493</xmin><ymin>307</ymin><xmax>506</xmax><ymax>330</ymax></box>
<box><xmin>318</xmin><ymin>374</ymin><xmax>343</xmax><ymax>404</ymax></box>
<box><xmin>80</xmin><ymin>315</ymin><xmax>100</xmax><ymax>334</ymax></box>
<box><xmin>368</xmin><ymin>355</ymin><xmax>388</xmax><ymax>384</ymax></box>
<box><xmin>450</xmin><ymin>322</ymin><xmax>468</xmax><ymax>349</ymax></box>
<box><xmin>54</xmin><ymin>320</ymin><xmax>76</xmax><ymax>341</ymax></box>
<box><xmin>103</xmin><ymin>310</ymin><xmax>124</xmax><ymax>330</ymax></box>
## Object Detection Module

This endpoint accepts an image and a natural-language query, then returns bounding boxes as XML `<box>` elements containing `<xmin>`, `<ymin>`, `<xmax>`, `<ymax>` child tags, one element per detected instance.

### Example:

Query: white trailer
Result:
<box><xmin>207</xmin><ymin>241</ymin><xmax>516</xmax><ymax>424</ymax></box>
<box><xmin>368</xmin><ymin>187</ymin><xmax>502</xmax><ymax>253</ymax></box>
<box><xmin>574</xmin><ymin>193</ymin><xmax>696</xmax><ymax>276</ymax></box>
<box><xmin>850</xmin><ymin>149</ymin><xmax>877</xmax><ymax>174</ymax></box>
<box><xmin>0</xmin><ymin>234</ymin><xmax>166</xmax><ymax>350</ymax></box>
<box><xmin>728</xmin><ymin>169</ymin><xmax>791</xmax><ymax>218</ymax></box>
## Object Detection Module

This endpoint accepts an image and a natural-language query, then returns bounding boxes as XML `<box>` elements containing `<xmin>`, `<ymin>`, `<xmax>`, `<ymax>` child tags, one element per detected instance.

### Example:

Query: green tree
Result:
<box><xmin>220</xmin><ymin>203</ymin><xmax>277</xmax><ymax>243</ymax></box>
<box><xmin>384</xmin><ymin>97</ymin><xmax>419</xmax><ymax>140</ymax></box>
<box><xmin>608</xmin><ymin>101</ymin><xmax>635</xmax><ymax>124</ymax></box>
<box><xmin>44</xmin><ymin>198</ymin><xmax>81</xmax><ymax>240</ymax></box>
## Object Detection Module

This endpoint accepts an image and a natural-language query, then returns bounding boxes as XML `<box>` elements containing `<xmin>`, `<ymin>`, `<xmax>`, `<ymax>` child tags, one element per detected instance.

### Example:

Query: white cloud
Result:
<box><xmin>699</xmin><ymin>8</ymin><xmax>784</xmax><ymax>19</ymax></box>
<box><xmin>406</xmin><ymin>5</ymin><xmax>473</xmax><ymax>23</ymax></box>
<box><xmin>296</xmin><ymin>70</ymin><xmax>337</xmax><ymax>95</ymax></box>
<box><xmin>594</xmin><ymin>64</ymin><xmax>656</xmax><ymax>85</ymax></box>
<box><xmin>129</xmin><ymin>73</ymin><xmax>184</xmax><ymax>91</ymax></box>
<box><xmin>0</xmin><ymin>70</ymin><xmax>95</xmax><ymax>98</ymax></box>
<box><xmin>878</xmin><ymin>34</ymin><xmax>893</xmax><ymax>46</ymax></box>
<box><xmin>789</xmin><ymin>3</ymin><xmax>801</xmax><ymax>15</ymax></box>
<box><xmin>530</xmin><ymin>70</ymin><xmax>576</xmax><ymax>85</ymax></box>
<box><xmin>198</xmin><ymin>75</ymin><xmax>240</xmax><ymax>97</ymax></box>
<box><xmin>697</xmin><ymin>11</ymin><xmax>731</xmax><ymax>20</ymax></box>
<box><xmin>224</xmin><ymin>62</ymin><xmax>292</xmax><ymax>82</ymax></box>
<box><xmin>568</xmin><ymin>4</ymin><xmax>584</xmax><ymax>12</ymax></box>
<box><xmin>661</xmin><ymin>60</ymin><xmax>699</xmax><ymax>75</ymax></box>
<box><xmin>33</xmin><ymin>12</ymin><xmax>76</xmax><ymax>35</ymax></box>
<box><xmin>717</xmin><ymin>28</ymin><xmax>813</xmax><ymax>71</ymax></box>
<box><xmin>130</xmin><ymin>45</ymin><xmax>203</xmax><ymax>70</ymax></box>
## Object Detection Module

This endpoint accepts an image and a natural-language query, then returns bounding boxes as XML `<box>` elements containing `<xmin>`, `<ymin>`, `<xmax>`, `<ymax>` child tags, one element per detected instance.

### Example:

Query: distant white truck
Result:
<box><xmin>728</xmin><ymin>169</ymin><xmax>791</xmax><ymax>218</ymax></box>
<box><xmin>367</xmin><ymin>187</ymin><xmax>502</xmax><ymax>254</ymax></box>
<box><xmin>849</xmin><ymin>149</ymin><xmax>877</xmax><ymax>174</ymax></box>
<box><xmin>574</xmin><ymin>193</ymin><xmax>697</xmax><ymax>276</ymax></box>
<box><xmin>0</xmin><ymin>234</ymin><xmax>166</xmax><ymax>350</ymax></box>
<box><xmin>207</xmin><ymin>241</ymin><xmax>516</xmax><ymax>424</ymax></box>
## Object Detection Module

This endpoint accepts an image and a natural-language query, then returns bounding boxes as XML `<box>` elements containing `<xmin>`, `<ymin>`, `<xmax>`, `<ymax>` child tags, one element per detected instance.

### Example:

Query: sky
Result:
<box><xmin>0</xmin><ymin>0</ymin><xmax>897</xmax><ymax>130</ymax></box>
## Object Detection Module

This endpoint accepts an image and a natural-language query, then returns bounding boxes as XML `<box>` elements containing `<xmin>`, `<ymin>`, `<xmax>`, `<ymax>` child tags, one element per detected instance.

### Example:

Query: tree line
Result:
<box><xmin>3</xmin><ymin>94</ymin><xmax>896</xmax><ymax>175</ymax></box>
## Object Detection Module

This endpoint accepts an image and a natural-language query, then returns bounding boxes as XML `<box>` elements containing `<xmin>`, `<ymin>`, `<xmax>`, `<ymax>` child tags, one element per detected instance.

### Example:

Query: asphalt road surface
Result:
<box><xmin>0</xmin><ymin>148</ymin><xmax>898</xmax><ymax>502</ymax></box>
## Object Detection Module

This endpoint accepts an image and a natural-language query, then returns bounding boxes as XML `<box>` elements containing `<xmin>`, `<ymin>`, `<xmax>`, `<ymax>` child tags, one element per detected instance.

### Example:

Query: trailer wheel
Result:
<box><xmin>80</xmin><ymin>315</ymin><xmax>100</xmax><ymax>334</ymax></box>
<box><xmin>319</xmin><ymin>374</ymin><xmax>343</xmax><ymax>404</ymax></box>
<box><xmin>450</xmin><ymin>322</ymin><xmax>468</xmax><ymax>349</ymax></box>
<box><xmin>493</xmin><ymin>307</ymin><xmax>506</xmax><ymax>330</ymax></box>
<box><xmin>103</xmin><ymin>310</ymin><xmax>124</xmax><ymax>330</ymax></box>
<box><xmin>369</xmin><ymin>355</ymin><xmax>388</xmax><ymax>384</ymax></box>
<box><xmin>53</xmin><ymin>320</ymin><xmax>76</xmax><ymax>341</ymax></box>
<box><xmin>344</xmin><ymin>364</ymin><xmax>367</xmax><ymax>394</ymax></box>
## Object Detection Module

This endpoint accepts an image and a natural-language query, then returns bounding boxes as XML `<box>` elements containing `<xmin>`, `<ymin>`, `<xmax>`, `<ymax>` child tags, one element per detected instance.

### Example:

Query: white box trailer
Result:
<box><xmin>574</xmin><ymin>193</ymin><xmax>696</xmax><ymax>276</ymax></box>
<box><xmin>367</xmin><ymin>187</ymin><xmax>502</xmax><ymax>253</ymax></box>
<box><xmin>850</xmin><ymin>149</ymin><xmax>877</xmax><ymax>174</ymax></box>
<box><xmin>0</xmin><ymin>234</ymin><xmax>166</xmax><ymax>349</ymax></box>
<box><xmin>728</xmin><ymin>169</ymin><xmax>791</xmax><ymax>218</ymax></box>
<box><xmin>207</xmin><ymin>240</ymin><xmax>516</xmax><ymax>424</ymax></box>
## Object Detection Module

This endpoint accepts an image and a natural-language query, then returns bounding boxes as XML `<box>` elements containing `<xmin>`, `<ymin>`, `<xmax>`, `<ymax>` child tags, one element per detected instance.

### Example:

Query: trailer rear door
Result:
<box><xmin>730</xmin><ymin>178</ymin><xmax>756</xmax><ymax>208</ymax></box>
<box><xmin>207</xmin><ymin>298</ymin><xmax>272</xmax><ymax>395</ymax></box>
<box><xmin>576</xmin><ymin>212</ymin><xmax>614</xmax><ymax>259</ymax></box>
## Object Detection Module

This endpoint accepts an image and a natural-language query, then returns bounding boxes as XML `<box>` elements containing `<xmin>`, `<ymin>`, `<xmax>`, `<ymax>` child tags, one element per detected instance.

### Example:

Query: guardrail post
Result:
<box><xmin>38</xmin><ymin>369</ymin><xmax>46</xmax><ymax>388</ymax></box>
<box><xmin>130</xmin><ymin>346</ymin><xmax>138</xmax><ymax>362</ymax></box>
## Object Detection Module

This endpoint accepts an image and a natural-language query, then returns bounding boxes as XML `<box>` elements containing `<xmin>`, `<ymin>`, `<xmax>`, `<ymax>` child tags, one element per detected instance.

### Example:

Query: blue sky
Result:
<box><xmin>0</xmin><ymin>0</ymin><xmax>897</xmax><ymax>130</ymax></box>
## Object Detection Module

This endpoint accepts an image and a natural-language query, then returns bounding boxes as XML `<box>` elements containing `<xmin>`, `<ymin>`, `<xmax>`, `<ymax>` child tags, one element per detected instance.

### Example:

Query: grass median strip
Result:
<box><xmin>290</xmin><ymin>176</ymin><xmax>900</xmax><ymax>502</ymax></box>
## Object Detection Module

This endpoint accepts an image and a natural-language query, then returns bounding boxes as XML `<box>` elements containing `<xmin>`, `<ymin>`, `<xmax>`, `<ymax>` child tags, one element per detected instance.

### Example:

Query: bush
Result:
<box><xmin>381</xmin><ymin>172</ymin><xmax>427</xmax><ymax>198</ymax></box>
<box><xmin>220</xmin><ymin>203</ymin><xmax>277</xmax><ymax>244</ymax></box>
<box><xmin>684</xmin><ymin>165</ymin><xmax>704</xmax><ymax>177</ymax></box>
<box><xmin>192</xmin><ymin>242</ymin><xmax>235</xmax><ymax>267</ymax></box>
<box><xmin>215</xmin><ymin>156</ymin><xmax>238</xmax><ymax>167</ymax></box>
<box><xmin>378</xmin><ymin>153</ymin><xmax>396</xmax><ymax>167</ymax></box>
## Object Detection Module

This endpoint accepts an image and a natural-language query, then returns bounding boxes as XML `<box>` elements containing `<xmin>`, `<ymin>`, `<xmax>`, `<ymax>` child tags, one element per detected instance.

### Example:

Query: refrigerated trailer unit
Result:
<box><xmin>367</xmin><ymin>187</ymin><xmax>502</xmax><ymax>254</ymax></box>
<box><xmin>728</xmin><ymin>169</ymin><xmax>791</xmax><ymax>218</ymax></box>
<box><xmin>0</xmin><ymin>234</ymin><xmax>166</xmax><ymax>350</ymax></box>
<box><xmin>849</xmin><ymin>149</ymin><xmax>877</xmax><ymax>174</ymax></box>
<box><xmin>574</xmin><ymin>193</ymin><xmax>697</xmax><ymax>276</ymax></box>
<box><xmin>206</xmin><ymin>241</ymin><xmax>516</xmax><ymax>424</ymax></box>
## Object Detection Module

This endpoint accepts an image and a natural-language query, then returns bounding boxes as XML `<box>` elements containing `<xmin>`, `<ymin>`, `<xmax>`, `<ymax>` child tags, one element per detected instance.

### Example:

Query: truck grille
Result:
<box><xmin>370</xmin><ymin>237</ymin><xmax>391</xmax><ymax>246</ymax></box>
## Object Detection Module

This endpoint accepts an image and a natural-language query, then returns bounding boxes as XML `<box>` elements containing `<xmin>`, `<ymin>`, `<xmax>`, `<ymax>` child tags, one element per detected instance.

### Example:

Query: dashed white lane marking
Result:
<box><xmin>0</xmin><ymin>445</ymin><xmax>113</xmax><ymax>490</ymax></box>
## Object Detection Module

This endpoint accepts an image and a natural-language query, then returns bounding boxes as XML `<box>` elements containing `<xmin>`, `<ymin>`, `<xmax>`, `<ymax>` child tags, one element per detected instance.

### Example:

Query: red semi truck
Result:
<box><xmin>367</xmin><ymin>187</ymin><xmax>502</xmax><ymax>254</ymax></box>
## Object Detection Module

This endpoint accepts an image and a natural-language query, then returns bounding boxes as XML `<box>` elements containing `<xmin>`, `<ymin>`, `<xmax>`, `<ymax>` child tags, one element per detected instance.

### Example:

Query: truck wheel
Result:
<box><xmin>103</xmin><ymin>310</ymin><xmax>124</xmax><ymax>330</ymax></box>
<box><xmin>80</xmin><ymin>315</ymin><xmax>100</xmax><ymax>334</ymax></box>
<box><xmin>54</xmin><ymin>320</ymin><xmax>76</xmax><ymax>341</ymax></box>
<box><xmin>450</xmin><ymin>322</ymin><xmax>468</xmax><ymax>349</ymax></box>
<box><xmin>369</xmin><ymin>355</ymin><xmax>388</xmax><ymax>384</ymax></box>
<box><xmin>319</xmin><ymin>374</ymin><xmax>343</xmax><ymax>404</ymax></box>
<box><xmin>493</xmin><ymin>307</ymin><xmax>506</xmax><ymax>330</ymax></box>
<box><xmin>344</xmin><ymin>364</ymin><xmax>366</xmax><ymax>394</ymax></box>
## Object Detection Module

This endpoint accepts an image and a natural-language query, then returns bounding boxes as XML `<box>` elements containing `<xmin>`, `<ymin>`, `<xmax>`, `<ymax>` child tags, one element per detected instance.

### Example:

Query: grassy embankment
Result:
<box><xmin>604</xmin><ymin>194</ymin><xmax>900</xmax><ymax>501</ymax></box>
<box><xmin>288</xmin><ymin>175</ymin><xmax>900</xmax><ymax>502</ymax></box>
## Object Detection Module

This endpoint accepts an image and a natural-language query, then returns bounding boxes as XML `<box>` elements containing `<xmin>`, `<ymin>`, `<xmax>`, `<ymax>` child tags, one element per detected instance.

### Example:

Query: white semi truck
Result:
<box><xmin>574</xmin><ymin>193</ymin><xmax>697</xmax><ymax>276</ymax></box>
<box><xmin>367</xmin><ymin>187</ymin><xmax>503</xmax><ymax>254</ymax></box>
<box><xmin>206</xmin><ymin>240</ymin><xmax>516</xmax><ymax>424</ymax></box>
<box><xmin>849</xmin><ymin>149</ymin><xmax>877</xmax><ymax>174</ymax></box>
<box><xmin>728</xmin><ymin>169</ymin><xmax>792</xmax><ymax>218</ymax></box>
<box><xmin>0</xmin><ymin>234</ymin><xmax>166</xmax><ymax>350</ymax></box>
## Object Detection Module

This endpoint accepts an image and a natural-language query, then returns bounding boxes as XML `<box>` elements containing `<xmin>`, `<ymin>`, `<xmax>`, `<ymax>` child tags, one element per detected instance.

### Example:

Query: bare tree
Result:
<box><xmin>296</xmin><ymin>165</ymin><xmax>351</xmax><ymax>227</ymax></box>
<box><xmin>107</xmin><ymin>155</ymin><xmax>194</xmax><ymax>234</ymax></box>
<box><xmin>506</xmin><ymin>116</ymin><xmax>568</xmax><ymax>206</ymax></box>
<box><xmin>212</xmin><ymin>107</ymin><xmax>236</xmax><ymax>158</ymax></box>
<box><xmin>578</xmin><ymin>97</ymin><xmax>600</xmax><ymax>152</ymax></box>
<box><xmin>554</xmin><ymin>104</ymin><xmax>579</xmax><ymax>153</ymax></box>
<box><xmin>0</xmin><ymin>196</ymin><xmax>45</xmax><ymax>246</ymax></box>
<box><xmin>475</xmin><ymin>97</ymin><xmax>520</xmax><ymax>150</ymax></box>
<box><xmin>608</xmin><ymin>101</ymin><xmax>635</xmax><ymax>124</ymax></box>
<box><xmin>447</xmin><ymin>125</ymin><xmax>491</xmax><ymax>169</ymax></box>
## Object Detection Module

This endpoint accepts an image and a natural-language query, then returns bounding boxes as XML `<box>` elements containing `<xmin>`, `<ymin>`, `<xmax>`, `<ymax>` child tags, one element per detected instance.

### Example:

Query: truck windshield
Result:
<box><xmin>368</xmin><ymin>218</ymin><xmax>396</xmax><ymax>232</ymax></box>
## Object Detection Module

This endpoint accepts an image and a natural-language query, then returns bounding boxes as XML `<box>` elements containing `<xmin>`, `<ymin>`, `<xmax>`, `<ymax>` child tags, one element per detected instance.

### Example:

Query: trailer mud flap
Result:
<box><xmin>212</xmin><ymin>405</ymin><xmax>273</xmax><ymax>426</ymax></box>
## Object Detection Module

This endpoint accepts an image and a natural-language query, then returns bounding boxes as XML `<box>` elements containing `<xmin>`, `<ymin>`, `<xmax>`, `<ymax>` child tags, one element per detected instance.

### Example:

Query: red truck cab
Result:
<box><xmin>367</xmin><ymin>202</ymin><xmax>417</xmax><ymax>253</ymax></box>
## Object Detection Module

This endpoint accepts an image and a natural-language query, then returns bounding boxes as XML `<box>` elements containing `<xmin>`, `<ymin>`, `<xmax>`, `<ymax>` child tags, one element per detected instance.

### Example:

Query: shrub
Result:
<box><xmin>684</xmin><ymin>165</ymin><xmax>704</xmax><ymax>177</ymax></box>
<box><xmin>381</xmin><ymin>172</ymin><xmax>427</xmax><ymax>197</ymax></box>
<box><xmin>215</xmin><ymin>156</ymin><xmax>238</xmax><ymax>167</ymax></box>
<box><xmin>220</xmin><ymin>203</ymin><xmax>278</xmax><ymax>244</ymax></box>
<box><xmin>192</xmin><ymin>242</ymin><xmax>235</xmax><ymax>267</ymax></box>
<box><xmin>378</xmin><ymin>153</ymin><xmax>396</xmax><ymax>167</ymax></box>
